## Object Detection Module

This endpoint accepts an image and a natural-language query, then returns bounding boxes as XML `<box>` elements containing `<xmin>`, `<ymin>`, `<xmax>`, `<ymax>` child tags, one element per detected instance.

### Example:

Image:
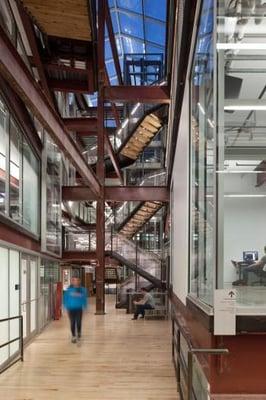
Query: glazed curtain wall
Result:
<box><xmin>0</xmin><ymin>95</ymin><xmax>40</xmax><ymax>235</ymax></box>
<box><xmin>189</xmin><ymin>0</ymin><xmax>266</xmax><ymax>310</ymax></box>
<box><xmin>190</xmin><ymin>0</ymin><xmax>214</xmax><ymax>306</ymax></box>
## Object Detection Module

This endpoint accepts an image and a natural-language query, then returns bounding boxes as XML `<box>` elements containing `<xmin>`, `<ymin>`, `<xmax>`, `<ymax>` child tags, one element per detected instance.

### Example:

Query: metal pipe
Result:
<box><xmin>20</xmin><ymin>316</ymin><xmax>24</xmax><ymax>362</ymax></box>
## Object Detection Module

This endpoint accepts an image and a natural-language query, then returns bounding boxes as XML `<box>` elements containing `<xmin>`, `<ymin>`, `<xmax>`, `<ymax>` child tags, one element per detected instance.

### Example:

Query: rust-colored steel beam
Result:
<box><xmin>105</xmin><ymin>0</ymin><xmax>123</xmax><ymax>86</ymax></box>
<box><xmin>17</xmin><ymin>2</ymin><xmax>53</xmax><ymax>104</ymax></box>
<box><xmin>0</xmin><ymin>25</ymin><xmax>101</xmax><ymax>196</ymax></box>
<box><xmin>96</xmin><ymin>0</ymin><xmax>106</xmax><ymax>314</ymax></box>
<box><xmin>62</xmin><ymin>186</ymin><xmax>169</xmax><ymax>202</ymax></box>
<box><xmin>63</xmin><ymin>117</ymin><xmax>98</xmax><ymax>132</ymax></box>
<box><xmin>104</xmin><ymin>129</ymin><xmax>123</xmax><ymax>184</ymax></box>
<box><xmin>0</xmin><ymin>76</ymin><xmax>42</xmax><ymax>157</ymax></box>
<box><xmin>104</xmin><ymin>68</ymin><xmax>120</xmax><ymax>127</ymax></box>
<box><xmin>104</xmin><ymin>86</ymin><xmax>170</xmax><ymax>104</ymax></box>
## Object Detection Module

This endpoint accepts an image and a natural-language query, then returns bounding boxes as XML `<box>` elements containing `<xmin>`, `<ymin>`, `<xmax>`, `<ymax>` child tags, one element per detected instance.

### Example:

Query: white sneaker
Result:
<box><xmin>71</xmin><ymin>336</ymin><xmax>77</xmax><ymax>343</ymax></box>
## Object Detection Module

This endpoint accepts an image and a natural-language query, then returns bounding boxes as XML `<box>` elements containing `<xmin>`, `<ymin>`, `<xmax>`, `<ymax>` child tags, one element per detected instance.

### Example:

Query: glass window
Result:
<box><xmin>144</xmin><ymin>0</ymin><xmax>167</xmax><ymax>21</ymax></box>
<box><xmin>9</xmin><ymin>118</ymin><xmax>22</xmax><ymax>224</ymax></box>
<box><xmin>216</xmin><ymin>0</ymin><xmax>266</xmax><ymax>307</ymax></box>
<box><xmin>145</xmin><ymin>20</ymin><xmax>166</xmax><ymax>46</ymax></box>
<box><xmin>22</xmin><ymin>139</ymin><xmax>39</xmax><ymax>234</ymax></box>
<box><xmin>45</xmin><ymin>133</ymin><xmax>62</xmax><ymax>255</ymax></box>
<box><xmin>190</xmin><ymin>0</ymin><xmax>214</xmax><ymax>306</ymax></box>
<box><xmin>119</xmin><ymin>12</ymin><xmax>144</xmax><ymax>39</ymax></box>
<box><xmin>0</xmin><ymin>0</ymin><xmax>15</xmax><ymax>41</ymax></box>
<box><xmin>0</xmin><ymin>98</ymin><xmax>8</xmax><ymax>214</ymax></box>
<box><xmin>117</xmin><ymin>0</ymin><xmax>142</xmax><ymax>13</ymax></box>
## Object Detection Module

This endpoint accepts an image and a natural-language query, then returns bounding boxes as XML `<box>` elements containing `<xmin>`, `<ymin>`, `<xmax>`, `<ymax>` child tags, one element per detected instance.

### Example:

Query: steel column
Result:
<box><xmin>95</xmin><ymin>0</ymin><xmax>106</xmax><ymax>314</ymax></box>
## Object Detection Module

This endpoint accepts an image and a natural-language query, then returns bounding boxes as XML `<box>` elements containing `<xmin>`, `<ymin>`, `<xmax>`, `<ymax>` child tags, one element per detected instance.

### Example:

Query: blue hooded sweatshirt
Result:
<box><xmin>63</xmin><ymin>285</ymin><xmax>88</xmax><ymax>311</ymax></box>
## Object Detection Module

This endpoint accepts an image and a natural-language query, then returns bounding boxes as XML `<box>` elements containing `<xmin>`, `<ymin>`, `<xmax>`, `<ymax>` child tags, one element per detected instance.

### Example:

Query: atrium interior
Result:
<box><xmin>0</xmin><ymin>1</ymin><xmax>266</xmax><ymax>399</ymax></box>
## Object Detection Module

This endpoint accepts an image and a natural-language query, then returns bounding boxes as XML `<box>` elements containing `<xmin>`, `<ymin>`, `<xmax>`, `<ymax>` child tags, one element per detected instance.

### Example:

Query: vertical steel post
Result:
<box><xmin>187</xmin><ymin>351</ymin><xmax>193</xmax><ymax>400</ymax></box>
<box><xmin>20</xmin><ymin>316</ymin><xmax>24</xmax><ymax>362</ymax></box>
<box><xmin>95</xmin><ymin>0</ymin><xmax>106</xmax><ymax>314</ymax></box>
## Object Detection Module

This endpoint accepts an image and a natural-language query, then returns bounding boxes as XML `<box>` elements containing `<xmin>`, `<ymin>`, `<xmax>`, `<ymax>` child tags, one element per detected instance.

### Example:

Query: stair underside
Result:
<box><xmin>119</xmin><ymin>201</ymin><xmax>163</xmax><ymax>238</ymax></box>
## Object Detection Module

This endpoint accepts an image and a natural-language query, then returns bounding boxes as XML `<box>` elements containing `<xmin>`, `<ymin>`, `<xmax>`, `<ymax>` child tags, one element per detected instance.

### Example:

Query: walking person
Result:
<box><xmin>64</xmin><ymin>277</ymin><xmax>88</xmax><ymax>343</ymax></box>
<box><xmin>132</xmin><ymin>287</ymin><xmax>155</xmax><ymax>320</ymax></box>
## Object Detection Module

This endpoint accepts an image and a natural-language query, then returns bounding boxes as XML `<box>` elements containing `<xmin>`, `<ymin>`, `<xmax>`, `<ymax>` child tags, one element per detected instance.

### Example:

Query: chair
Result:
<box><xmin>250</xmin><ymin>269</ymin><xmax>266</xmax><ymax>286</ymax></box>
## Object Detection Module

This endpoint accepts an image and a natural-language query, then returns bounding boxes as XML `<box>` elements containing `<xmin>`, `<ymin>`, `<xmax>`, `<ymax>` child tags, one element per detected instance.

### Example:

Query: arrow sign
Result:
<box><xmin>228</xmin><ymin>291</ymin><xmax>235</xmax><ymax>298</ymax></box>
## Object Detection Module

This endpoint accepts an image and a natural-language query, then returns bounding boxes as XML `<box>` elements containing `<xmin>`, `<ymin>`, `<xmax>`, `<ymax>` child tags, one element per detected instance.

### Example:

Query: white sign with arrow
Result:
<box><xmin>214</xmin><ymin>289</ymin><xmax>236</xmax><ymax>335</ymax></box>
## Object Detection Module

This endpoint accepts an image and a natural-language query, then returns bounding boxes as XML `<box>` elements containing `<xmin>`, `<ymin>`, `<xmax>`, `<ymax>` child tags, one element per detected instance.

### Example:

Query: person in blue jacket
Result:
<box><xmin>64</xmin><ymin>277</ymin><xmax>88</xmax><ymax>343</ymax></box>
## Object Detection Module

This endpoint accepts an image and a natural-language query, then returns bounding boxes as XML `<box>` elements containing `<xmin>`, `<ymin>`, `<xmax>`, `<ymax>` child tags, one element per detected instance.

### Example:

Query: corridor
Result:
<box><xmin>0</xmin><ymin>296</ymin><xmax>178</xmax><ymax>400</ymax></box>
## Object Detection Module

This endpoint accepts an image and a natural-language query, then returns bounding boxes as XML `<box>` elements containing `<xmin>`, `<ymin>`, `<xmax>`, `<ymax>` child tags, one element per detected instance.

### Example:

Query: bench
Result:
<box><xmin>144</xmin><ymin>307</ymin><xmax>168</xmax><ymax>320</ymax></box>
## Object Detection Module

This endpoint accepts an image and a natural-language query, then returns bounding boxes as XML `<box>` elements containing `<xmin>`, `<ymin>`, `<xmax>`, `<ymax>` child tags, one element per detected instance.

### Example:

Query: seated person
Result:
<box><xmin>132</xmin><ymin>287</ymin><xmax>155</xmax><ymax>320</ymax></box>
<box><xmin>233</xmin><ymin>246</ymin><xmax>266</xmax><ymax>286</ymax></box>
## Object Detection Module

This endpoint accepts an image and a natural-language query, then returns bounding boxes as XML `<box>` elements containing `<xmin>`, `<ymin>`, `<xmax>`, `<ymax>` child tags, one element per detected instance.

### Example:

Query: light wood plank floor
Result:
<box><xmin>0</xmin><ymin>295</ymin><xmax>178</xmax><ymax>400</ymax></box>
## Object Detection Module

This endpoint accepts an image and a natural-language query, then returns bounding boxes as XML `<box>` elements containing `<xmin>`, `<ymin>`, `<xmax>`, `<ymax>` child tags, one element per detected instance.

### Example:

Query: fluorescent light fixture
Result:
<box><xmin>122</xmin><ymin>118</ymin><xmax>129</xmax><ymax>129</ymax></box>
<box><xmin>207</xmin><ymin>118</ymin><xmax>215</xmax><ymax>128</ymax></box>
<box><xmin>131</xmin><ymin>103</ymin><xmax>140</xmax><ymax>115</ymax></box>
<box><xmin>225</xmin><ymin>194</ymin><xmax>266</xmax><ymax>198</ymax></box>
<box><xmin>224</xmin><ymin>100</ymin><xmax>266</xmax><ymax>111</ymax></box>
<box><xmin>197</xmin><ymin>102</ymin><xmax>205</xmax><ymax>115</ymax></box>
<box><xmin>217</xmin><ymin>43</ymin><xmax>266</xmax><ymax>50</ymax></box>
<box><xmin>224</xmin><ymin>105</ymin><xmax>266</xmax><ymax>111</ymax></box>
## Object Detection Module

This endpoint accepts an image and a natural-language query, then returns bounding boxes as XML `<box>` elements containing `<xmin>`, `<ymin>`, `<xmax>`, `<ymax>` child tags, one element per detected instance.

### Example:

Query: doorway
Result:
<box><xmin>21</xmin><ymin>254</ymin><xmax>38</xmax><ymax>341</ymax></box>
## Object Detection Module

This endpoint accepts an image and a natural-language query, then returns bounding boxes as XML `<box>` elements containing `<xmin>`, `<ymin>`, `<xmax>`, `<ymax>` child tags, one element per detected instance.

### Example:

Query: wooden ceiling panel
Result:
<box><xmin>21</xmin><ymin>0</ymin><xmax>92</xmax><ymax>41</ymax></box>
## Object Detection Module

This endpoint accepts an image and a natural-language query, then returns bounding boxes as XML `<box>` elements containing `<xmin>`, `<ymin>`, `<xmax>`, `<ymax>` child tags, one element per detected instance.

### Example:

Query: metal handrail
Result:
<box><xmin>172</xmin><ymin>317</ymin><xmax>229</xmax><ymax>400</ymax></box>
<box><xmin>0</xmin><ymin>315</ymin><xmax>24</xmax><ymax>374</ymax></box>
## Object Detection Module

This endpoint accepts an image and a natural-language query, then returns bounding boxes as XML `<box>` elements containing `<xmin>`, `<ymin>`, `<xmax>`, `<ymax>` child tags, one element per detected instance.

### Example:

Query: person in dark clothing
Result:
<box><xmin>132</xmin><ymin>287</ymin><xmax>155</xmax><ymax>320</ymax></box>
<box><xmin>63</xmin><ymin>277</ymin><xmax>88</xmax><ymax>343</ymax></box>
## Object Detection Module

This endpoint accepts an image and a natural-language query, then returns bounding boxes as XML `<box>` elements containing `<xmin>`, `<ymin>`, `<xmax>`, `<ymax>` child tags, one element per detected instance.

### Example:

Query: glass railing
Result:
<box><xmin>63</xmin><ymin>230</ymin><xmax>96</xmax><ymax>251</ymax></box>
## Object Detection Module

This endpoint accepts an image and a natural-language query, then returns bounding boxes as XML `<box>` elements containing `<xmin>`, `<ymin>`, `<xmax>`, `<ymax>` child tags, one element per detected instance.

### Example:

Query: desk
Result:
<box><xmin>231</xmin><ymin>260</ymin><xmax>252</xmax><ymax>280</ymax></box>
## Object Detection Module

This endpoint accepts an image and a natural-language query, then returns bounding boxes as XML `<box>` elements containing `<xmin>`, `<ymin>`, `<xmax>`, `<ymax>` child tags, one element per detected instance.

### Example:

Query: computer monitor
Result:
<box><xmin>243</xmin><ymin>251</ymin><xmax>259</xmax><ymax>262</ymax></box>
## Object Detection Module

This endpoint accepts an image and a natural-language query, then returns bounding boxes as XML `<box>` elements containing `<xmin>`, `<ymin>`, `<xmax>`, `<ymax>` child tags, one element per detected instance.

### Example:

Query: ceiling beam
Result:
<box><xmin>63</xmin><ymin>117</ymin><xmax>98</xmax><ymax>132</ymax></box>
<box><xmin>0</xmin><ymin>25</ymin><xmax>101</xmax><ymax>196</ymax></box>
<box><xmin>104</xmin><ymin>86</ymin><xmax>170</xmax><ymax>103</ymax></box>
<box><xmin>62</xmin><ymin>186</ymin><xmax>169</xmax><ymax>202</ymax></box>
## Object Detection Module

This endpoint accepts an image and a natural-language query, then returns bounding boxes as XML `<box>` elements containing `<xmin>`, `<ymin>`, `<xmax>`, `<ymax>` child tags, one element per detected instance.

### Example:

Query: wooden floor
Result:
<box><xmin>0</xmin><ymin>296</ymin><xmax>178</xmax><ymax>400</ymax></box>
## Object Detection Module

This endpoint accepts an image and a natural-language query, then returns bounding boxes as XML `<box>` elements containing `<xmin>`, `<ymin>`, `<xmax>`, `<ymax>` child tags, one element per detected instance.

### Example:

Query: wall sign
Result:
<box><xmin>214</xmin><ymin>289</ymin><xmax>236</xmax><ymax>335</ymax></box>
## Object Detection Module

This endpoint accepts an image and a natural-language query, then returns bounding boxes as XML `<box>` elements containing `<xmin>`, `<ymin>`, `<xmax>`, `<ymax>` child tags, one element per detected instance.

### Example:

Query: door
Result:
<box><xmin>9</xmin><ymin>250</ymin><xmax>20</xmax><ymax>357</ymax></box>
<box><xmin>21</xmin><ymin>255</ymin><xmax>38</xmax><ymax>341</ymax></box>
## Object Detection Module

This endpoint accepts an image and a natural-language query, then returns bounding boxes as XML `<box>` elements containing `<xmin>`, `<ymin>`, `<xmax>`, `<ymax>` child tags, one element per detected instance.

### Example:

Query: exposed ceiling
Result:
<box><xmin>21</xmin><ymin>0</ymin><xmax>92</xmax><ymax>41</ymax></box>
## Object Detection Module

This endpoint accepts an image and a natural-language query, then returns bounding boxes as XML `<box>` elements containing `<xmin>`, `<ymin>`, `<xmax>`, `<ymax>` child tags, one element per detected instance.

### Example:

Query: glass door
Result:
<box><xmin>21</xmin><ymin>255</ymin><xmax>38</xmax><ymax>341</ymax></box>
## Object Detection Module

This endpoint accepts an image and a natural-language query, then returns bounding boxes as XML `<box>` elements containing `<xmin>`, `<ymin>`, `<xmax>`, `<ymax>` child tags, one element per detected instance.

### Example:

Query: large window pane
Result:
<box><xmin>9</xmin><ymin>118</ymin><xmax>22</xmax><ymax>224</ymax></box>
<box><xmin>46</xmin><ymin>133</ymin><xmax>61</xmax><ymax>255</ymax></box>
<box><xmin>190</xmin><ymin>0</ymin><xmax>214</xmax><ymax>305</ymax></box>
<box><xmin>119</xmin><ymin>12</ymin><xmax>144</xmax><ymax>39</ymax></box>
<box><xmin>217</xmin><ymin>0</ymin><xmax>266</xmax><ymax>307</ymax></box>
<box><xmin>145</xmin><ymin>19</ymin><xmax>166</xmax><ymax>46</ymax></box>
<box><xmin>144</xmin><ymin>0</ymin><xmax>167</xmax><ymax>21</ymax></box>
<box><xmin>22</xmin><ymin>139</ymin><xmax>39</xmax><ymax>234</ymax></box>
<box><xmin>0</xmin><ymin>98</ymin><xmax>8</xmax><ymax>214</ymax></box>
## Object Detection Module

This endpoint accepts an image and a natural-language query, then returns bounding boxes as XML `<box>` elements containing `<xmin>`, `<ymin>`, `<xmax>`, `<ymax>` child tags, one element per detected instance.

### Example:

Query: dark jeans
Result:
<box><xmin>134</xmin><ymin>303</ymin><xmax>154</xmax><ymax>318</ymax></box>
<box><xmin>242</xmin><ymin>265</ymin><xmax>263</xmax><ymax>283</ymax></box>
<box><xmin>68</xmin><ymin>309</ymin><xmax>83</xmax><ymax>337</ymax></box>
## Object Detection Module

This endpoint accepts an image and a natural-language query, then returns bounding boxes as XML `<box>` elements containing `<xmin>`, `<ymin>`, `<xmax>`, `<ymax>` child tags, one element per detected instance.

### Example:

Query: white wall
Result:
<box><xmin>223</xmin><ymin>173</ymin><xmax>266</xmax><ymax>283</ymax></box>
<box><xmin>171</xmin><ymin>83</ymin><xmax>190</xmax><ymax>305</ymax></box>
